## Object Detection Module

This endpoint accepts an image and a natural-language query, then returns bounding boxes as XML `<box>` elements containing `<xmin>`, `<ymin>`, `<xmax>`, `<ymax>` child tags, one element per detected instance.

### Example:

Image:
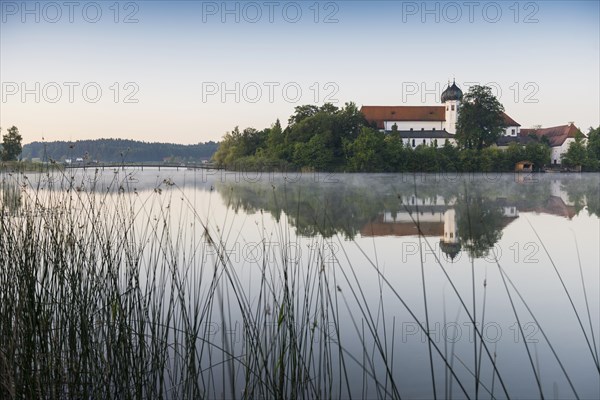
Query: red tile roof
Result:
<box><xmin>361</xmin><ymin>106</ymin><xmax>445</xmax><ymax>129</ymax></box>
<box><xmin>520</xmin><ymin>124</ymin><xmax>580</xmax><ymax>147</ymax></box>
<box><xmin>361</xmin><ymin>220</ymin><xmax>444</xmax><ymax>237</ymax></box>
<box><xmin>360</xmin><ymin>106</ymin><xmax>520</xmax><ymax>129</ymax></box>
<box><xmin>518</xmin><ymin>196</ymin><xmax>577</xmax><ymax>220</ymax></box>
<box><xmin>360</xmin><ymin>213</ymin><xmax>517</xmax><ymax>237</ymax></box>
<box><xmin>502</xmin><ymin>113</ymin><xmax>521</xmax><ymax>127</ymax></box>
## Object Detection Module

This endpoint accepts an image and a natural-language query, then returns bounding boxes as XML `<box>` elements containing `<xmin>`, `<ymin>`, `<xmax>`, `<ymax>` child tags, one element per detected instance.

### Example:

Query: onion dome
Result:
<box><xmin>440</xmin><ymin>240</ymin><xmax>461</xmax><ymax>262</ymax></box>
<box><xmin>441</xmin><ymin>80</ymin><xmax>463</xmax><ymax>103</ymax></box>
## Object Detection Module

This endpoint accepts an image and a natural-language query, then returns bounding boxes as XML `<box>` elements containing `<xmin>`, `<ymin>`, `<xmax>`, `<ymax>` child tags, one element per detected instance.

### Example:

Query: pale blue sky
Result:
<box><xmin>1</xmin><ymin>0</ymin><xmax>598</xmax><ymax>144</ymax></box>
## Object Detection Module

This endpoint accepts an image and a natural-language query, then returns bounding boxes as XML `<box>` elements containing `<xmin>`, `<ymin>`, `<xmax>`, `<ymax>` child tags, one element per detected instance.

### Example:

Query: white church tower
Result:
<box><xmin>440</xmin><ymin>208</ymin><xmax>461</xmax><ymax>262</ymax></box>
<box><xmin>441</xmin><ymin>80</ymin><xmax>463</xmax><ymax>134</ymax></box>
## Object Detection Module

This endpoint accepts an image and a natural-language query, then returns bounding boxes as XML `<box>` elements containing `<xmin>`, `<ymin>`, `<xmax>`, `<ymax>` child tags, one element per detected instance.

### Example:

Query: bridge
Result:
<box><xmin>64</xmin><ymin>162</ymin><xmax>223</xmax><ymax>171</ymax></box>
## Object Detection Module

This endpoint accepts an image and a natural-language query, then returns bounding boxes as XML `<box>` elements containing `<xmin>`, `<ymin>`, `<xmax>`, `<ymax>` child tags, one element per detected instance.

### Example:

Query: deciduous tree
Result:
<box><xmin>455</xmin><ymin>86</ymin><xmax>505</xmax><ymax>150</ymax></box>
<box><xmin>561</xmin><ymin>130</ymin><xmax>588</xmax><ymax>168</ymax></box>
<box><xmin>1</xmin><ymin>126</ymin><xmax>23</xmax><ymax>161</ymax></box>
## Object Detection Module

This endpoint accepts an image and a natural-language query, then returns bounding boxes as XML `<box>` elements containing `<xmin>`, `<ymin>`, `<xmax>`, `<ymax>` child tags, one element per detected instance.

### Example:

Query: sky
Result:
<box><xmin>1</xmin><ymin>0</ymin><xmax>599</xmax><ymax>145</ymax></box>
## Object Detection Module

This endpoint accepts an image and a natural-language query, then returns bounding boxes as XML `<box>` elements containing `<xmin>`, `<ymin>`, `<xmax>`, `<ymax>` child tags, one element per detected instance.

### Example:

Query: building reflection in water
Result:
<box><xmin>361</xmin><ymin>186</ymin><xmax>577</xmax><ymax>261</ymax></box>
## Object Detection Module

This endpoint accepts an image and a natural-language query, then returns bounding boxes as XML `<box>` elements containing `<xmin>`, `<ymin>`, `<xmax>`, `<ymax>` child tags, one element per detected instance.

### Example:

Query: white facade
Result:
<box><xmin>442</xmin><ymin>209</ymin><xmax>458</xmax><ymax>243</ymax></box>
<box><xmin>402</xmin><ymin>137</ymin><xmax>456</xmax><ymax>148</ymax></box>
<box><xmin>383</xmin><ymin>210</ymin><xmax>444</xmax><ymax>223</ymax></box>
<box><xmin>444</xmin><ymin>100</ymin><xmax>460</xmax><ymax>134</ymax></box>
<box><xmin>502</xmin><ymin>206</ymin><xmax>519</xmax><ymax>218</ymax></box>
<box><xmin>551</xmin><ymin>179</ymin><xmax>575</xmax><ymax>205</ymax></box>
<box><xmin>503</xmin><ymin>126</ymin><xmax>520</xmax><ymax>137</ymax></box>
<box><xmin>364</xmin><ymin>80</ymin><xmax>523</xmax><ymax>146</ymax></box>
<box><xmin>551</xmin><ymin>138</ymin><xmax>575</xmax><ymax>165</ymax></box>
<box><xmin>397</xmin><ymin>195</ymin><xmax>451</xmax><ymax>207</ymax></box>
<box><xmin>385</xmin><ymin>121</ymin><xmax>444</xmax><ymax>131</ymax></box>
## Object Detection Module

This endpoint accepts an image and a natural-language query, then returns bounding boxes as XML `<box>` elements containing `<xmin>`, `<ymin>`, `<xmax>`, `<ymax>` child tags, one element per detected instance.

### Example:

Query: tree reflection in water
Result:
<box><xmin>216</xmin><ymin>173</ymin><xmax>599</xmax><ymax>260</ymax></box>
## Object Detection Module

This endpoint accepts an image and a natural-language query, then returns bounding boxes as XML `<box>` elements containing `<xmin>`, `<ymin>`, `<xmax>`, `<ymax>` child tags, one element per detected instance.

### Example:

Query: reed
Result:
<box><xmin>0</xmin><ymin>170</ymin><xmax>598</xmax><ymax>399</ymax></box>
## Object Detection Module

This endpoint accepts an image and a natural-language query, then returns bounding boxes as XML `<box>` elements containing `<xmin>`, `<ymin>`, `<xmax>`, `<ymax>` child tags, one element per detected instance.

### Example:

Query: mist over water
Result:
<box><xmin>2</xmin><ymin>169</ymin><xmax>599</xmax><ymax>399</ymax></box>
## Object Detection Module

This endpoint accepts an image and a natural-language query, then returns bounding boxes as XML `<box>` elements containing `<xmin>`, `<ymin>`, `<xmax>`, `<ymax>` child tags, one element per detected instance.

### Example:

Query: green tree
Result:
<box><xmin>265</xmin><ymin>119</ymin><xmax>285</xmax><ymax>159</ymax></box>
<box><xmin>524</xmin><ymin>141</ymin><xmax>551</xmax><ymax>170</ymax></box>
<box><xmin>1</xmin><ymin>126</ymin><xmax>23</xmax><ymax>161</ymax></box>
<box><xmin>438</xmin><ymin>140</ymin><xmax>460</xmax><ymax>172</ymax></box>
<box><xmin>382</xmin><ymin>134</ymin><xmax>407</xmax><ymax>171</ymax></box>
<box><xmin>319</xmin><ymin>103</ymin><xmax>340</xmax><ymax>115</ymax></box>
<box><xmin>505</xmin><ymin>142</ymin><xmax>526</xmax><ymax>169</ymax></box>
<box><xmin>287</xmin><ymin>105</ymin><xmax>320</xmax><ymax>126</ymax></box>
<box><xmin>561</xmin><ymin>130</ymin><xmax>588</xmax><ymax>168</ymax></box>
<box><xmin>456</xmin><ymin>192</ymin><xmax>504</xmax><ymax>259</ymax></box>
<box><xmin>586</xmin><ymin>126</ymin><xmax>600</xmax><ymax>170</ymax></box>
<box><xmin>412</xmin><ymin>145</ymin><xmax>439</xmax><ymax>172</ymax></box>
<box><xmin>292</xmin><ymin>133</ymin><xmax>334</xmax><ymax>170</ymax></box>
<box><xmin>285</xmin><ymin>102</ymin><xmax>367</xmax><ymax>168</ymax></box>
<box><xmin>480</xmin><ymin>147</ymin><xmax>507</xmax><ymax>172</ymax></box>
<box><xmin>345</xmin><ymin>127</ymin><xmax>386</xmax><ymax>172</ymax></box>
<box><xmin>212</xmin><ymin>126</ymin><xmax>245</xmax><ymax>166</ymax></box>
<box><xmin>455</xmin><ymin>85</ymin><xmax>505</xmax><ymax>150</ymax></box>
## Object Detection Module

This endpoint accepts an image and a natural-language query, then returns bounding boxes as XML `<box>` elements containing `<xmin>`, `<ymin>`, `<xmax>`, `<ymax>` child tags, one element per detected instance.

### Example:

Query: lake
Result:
<box><xmin>1</xmin><ymin>169</ymin><xmax>599</xmax><ymax>399</ymax></box>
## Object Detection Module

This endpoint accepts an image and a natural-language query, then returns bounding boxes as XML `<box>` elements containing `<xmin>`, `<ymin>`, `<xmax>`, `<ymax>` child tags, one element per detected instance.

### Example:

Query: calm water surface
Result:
<box><xmin>5</xmin><ymin>170</ymin><xmax>599</xmax><ymax>399</ymax></box>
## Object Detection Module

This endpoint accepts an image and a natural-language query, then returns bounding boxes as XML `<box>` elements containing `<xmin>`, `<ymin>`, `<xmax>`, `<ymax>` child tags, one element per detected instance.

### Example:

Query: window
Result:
<box><xmin>432</xmin><ymin>127</ymin><xmax>436</xmax><ymax>131</ymax></box>
<box><xmin>412</xmin><ymin>139</ymin><xmax>415</xmax><ymax>147</ymax></box>
<box><xmin>450</xmin><ymin>232</ymin><xmax>454</xmax><ymax>239</ymax></box>
<box><xmin>410</xmin><ymin>128</ymin><xmax>413</xmax><ymax>131</ymax></box>
<box><xmin>451</xmin><ymin>105</ymin><xmax>455</xmax><ymax>111</ymax></box>
<box><xmin>421</xmin><ymin>128</ymin><xmax>424</xmax><ymax>131</ymax></box>
<box><xmin>434</xmin><ymin>139</ymin><xmax>438</xmax><ymax>147</ymax></box>
<box><xmin>554</xmin><ymin>159</ymin><xmax>557</xmax><ymax>164</ymax></box>
<box><xmin>511</xmin><ymin>129</ymin><xmax>516</xmax><ymax>135</ymax></box>
<box><xmin>446</xmin><ymin>106</ymin><xmax>449</xmax><ymax>111</ymax></box>
<box><xmin>423</xmin><ymin>139</ymin><xmax>426</xmax><ymax>145</ymax></box>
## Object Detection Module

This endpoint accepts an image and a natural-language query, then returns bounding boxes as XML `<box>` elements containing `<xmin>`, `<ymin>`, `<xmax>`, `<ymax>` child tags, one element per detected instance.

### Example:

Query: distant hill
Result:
<box><xmin>22</xmin><ymin>138</ymin><xmax>219</xmax><ymax>163</ymax></box>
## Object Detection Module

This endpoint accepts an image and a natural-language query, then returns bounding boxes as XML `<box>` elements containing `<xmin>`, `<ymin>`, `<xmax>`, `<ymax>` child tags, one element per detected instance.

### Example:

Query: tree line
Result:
<box><xmin>213</xmin><ymin>85</ymin><xmax>600</xmax><ymax>172</ymax></box>
<box><xmin>20</xmin><ymin>138</ymin><xmax>219</xmax><ymax>163</ymax></box>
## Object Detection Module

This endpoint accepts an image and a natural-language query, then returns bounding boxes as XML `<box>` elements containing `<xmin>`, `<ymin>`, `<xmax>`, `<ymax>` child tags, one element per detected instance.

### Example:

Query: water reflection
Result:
<box><xmin>2</xmin><ymin>169</ymin><xmax>598</xmax><ymax>398</ymax></box>
<box><xmin>6</xmin><ymin>170</ymin><xmax>597</xmax><ymax>261</ymax></box>
<box><xmin>216</xmin><ymin>173</ymin><xmax>599</xmax><ymax>260</ymax></box>
<box><xmin>0</xmin><ymin>177</ymin><xmax>22</xmax><ymax>215</ymax></box>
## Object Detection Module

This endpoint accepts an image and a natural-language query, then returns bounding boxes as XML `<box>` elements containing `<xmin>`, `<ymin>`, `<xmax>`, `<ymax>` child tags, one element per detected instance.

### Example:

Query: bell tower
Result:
<box><xmin>440</xmin><ymin>208</ymin><xmax>461</xmax><ymax>262</ymax></box>
<box><xmin>441</xmin><ymin>79</ymin><xmax>463</xmax><ymax>134</ymax></box>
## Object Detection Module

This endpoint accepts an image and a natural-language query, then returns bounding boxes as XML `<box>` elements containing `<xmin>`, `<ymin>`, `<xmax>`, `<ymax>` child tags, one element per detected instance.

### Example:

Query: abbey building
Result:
<box><xmin>360</xmin><ymin>80</ymin><xmax>582</xmax><ymax>165</ymax></box>
<box><xmin>360</xmin><ymin>80</ymin><xmax>521</xmax><ymax>149</ymax></box>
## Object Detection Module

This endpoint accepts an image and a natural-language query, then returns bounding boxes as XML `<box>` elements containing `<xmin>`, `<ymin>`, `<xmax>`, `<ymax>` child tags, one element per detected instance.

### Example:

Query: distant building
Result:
<box><xmin>361</xmin><ymin>79</ymin><xmax>581</xmax><ymax>164</ymax></box>
<box><xmin>497</xmin><ymin>123</ymin><xmax>582</xmax><ymax>165</ymax></box>
<box><xmin>360</xmin><ymin>191</ymin><xmax>576</xmax><ymax>261</ymax></box>
<box><xmin>360</xmin><ymin>80</ymin><xmax>521</xmax><ymax>149</ymax></box>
